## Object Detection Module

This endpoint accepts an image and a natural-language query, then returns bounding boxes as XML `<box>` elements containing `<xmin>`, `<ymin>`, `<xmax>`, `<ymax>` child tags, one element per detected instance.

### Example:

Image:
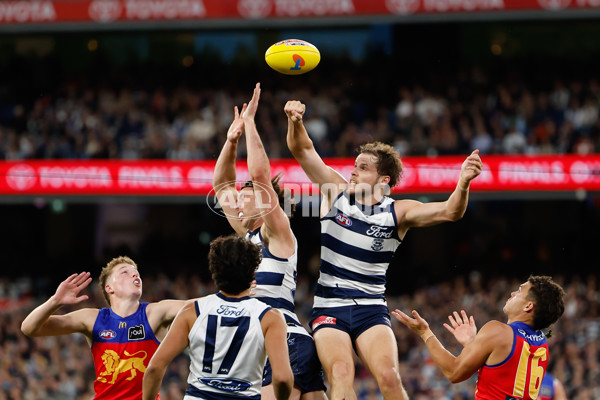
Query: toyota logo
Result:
<box><xmin>89</xmin><ymin>0</ymin><xmax>122</xmax><ymax>22</ymax></box>
<box><xmin>386</xmin><ymin>0</ymin><xmax>420</xmax><ymax>15</ymax></box>
<box><xmin>6</xmin><ymin>164</ymin><xmax>37</xmax><ymax>191</ymax></box>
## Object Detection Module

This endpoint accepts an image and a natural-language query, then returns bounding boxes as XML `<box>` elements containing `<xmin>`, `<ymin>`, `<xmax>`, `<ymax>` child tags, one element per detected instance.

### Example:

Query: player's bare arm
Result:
<box><xmin>146</xmin><ymin>299</ymin><xmax>187</xmax><ymax>340</ymax></box>
<box><xmin>261</xmin><ymin>308</ymin><xmax>294</xmax><ymax>400</ymax></box>
<box><xmin>21</xmin><ymin>272</ymin><xmax>98</xmax><ymax>340</ymax></box>
<box><xmin>393</xmin><ymin>309</ymin><xmax>507</xmax><ymax>383</ymax></box>
<box><xmin>244</xmin><ymin>83</ymin><xmax>295</xmax><ymax>257</ymax></box>
<box><xmin>143</xmin><ymin>301</ymin><xmax>194</xmax><ymax>400</ymax></box>
<box><xmin>213</xmin><ymin>102</ymin><xmax>249</xmax><ymax>236</ymax></box>
<box><xmin>394</xmin><ymin>149</ymin><xmax>482</xmax><ymax>236</ymax></box>
<box><xmin>285</xmin><ymin>100</ymin><xmax>346</xmax><ymax>206</ymax></box>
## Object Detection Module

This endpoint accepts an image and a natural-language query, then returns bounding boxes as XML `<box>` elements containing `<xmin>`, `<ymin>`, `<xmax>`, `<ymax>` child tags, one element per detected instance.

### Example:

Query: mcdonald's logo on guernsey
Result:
<box><xmin>119</xmin><ymin>321</ymin><xmax>127</xmax><ymax>329</ymax></box>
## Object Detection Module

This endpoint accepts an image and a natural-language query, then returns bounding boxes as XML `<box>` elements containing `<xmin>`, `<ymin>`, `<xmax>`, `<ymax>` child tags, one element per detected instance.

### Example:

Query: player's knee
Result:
<box><xmin>374</xmin><ymin>367</ymin><xmax>402</xmax><ymax>392</ymax></box>
<box><xmin>330</xmin><ymin>360</ymin><xmax>353</xmax><ymax>384</ymax></box>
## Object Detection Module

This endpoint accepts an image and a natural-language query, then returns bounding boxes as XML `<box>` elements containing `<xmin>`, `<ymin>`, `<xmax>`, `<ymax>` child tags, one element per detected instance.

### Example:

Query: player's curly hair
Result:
<box><xmin>359</xmin><ymin>142</ymin><xmax>403</xmax><ymax>188</ymax></box>
<box><xmin>241</xmin><ymin>172</ymin><xmax>296</xmax><ymax>217</ymax></box>
<box><xmin>527</xmin><ymin>275</ymin><xmax>566</xmax><ymax>331</ymax></box>
<box><xmin>98</xmin><ymin>256</ymin><xmax>138</xmax><ymax>306</ymax></box>
<box><xmin>208</xmin><ymin>234</ymin><xmax>261</xmax><ymax>295</ymax></box>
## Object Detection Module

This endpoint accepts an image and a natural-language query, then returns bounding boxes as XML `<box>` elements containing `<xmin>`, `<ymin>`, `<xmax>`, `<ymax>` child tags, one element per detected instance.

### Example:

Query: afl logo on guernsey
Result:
<box><xmin>99</xmin><ymin>330</ymin><xmax>116</xmax><ymax>339</ymax></box>
<box><xmin>335</xmin><ymin>213</ymin><xmax>352</xmax><ymax>227</ymax></box>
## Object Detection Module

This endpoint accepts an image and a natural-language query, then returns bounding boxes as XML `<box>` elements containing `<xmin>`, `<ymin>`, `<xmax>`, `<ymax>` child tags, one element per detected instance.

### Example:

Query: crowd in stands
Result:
<box><xmin>1</xmin><ymin>271</ymin><xmax>598</xmax><ymax>400</ymax></box>
<box><xmin>1</xmin><ymin>71</ymin><xmax>599</xmax><ymax>161</ymax></box>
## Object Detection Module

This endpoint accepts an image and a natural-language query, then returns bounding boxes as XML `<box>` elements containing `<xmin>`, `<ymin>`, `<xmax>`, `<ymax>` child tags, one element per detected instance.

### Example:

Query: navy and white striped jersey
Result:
<box><xmin>314</xmin><ymin>191</ymin><xmax>401</xmax><ymax>308</ymax></box>
<box><xmin>185</xmin><ymin>293</ymin><xmax>271</xmax><ymax>400</ymax></box>
<box><xmin>246</xmin><ymin>228</ymin><xmax>309</xmax><ymax>337</ymax></box>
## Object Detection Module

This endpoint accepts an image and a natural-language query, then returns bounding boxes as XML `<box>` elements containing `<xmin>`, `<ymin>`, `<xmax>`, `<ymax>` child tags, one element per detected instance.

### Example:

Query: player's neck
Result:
<box><xmin>220</xmin><ymin>289</ymin><xmax>251</xmax><ymax>298</ymax></box>
<box><xmin>506</xmin><ymin>316</ymin><xmax>535</xmax><ymax>327</ymax></box>
<box><xmin>250</xmin><ymin>219</ymin><xmax>263</xmax><ymax>232</ymax></box>
<box><xmin>352</xmin><ymin>192</ymin><xmax>383</xmax><ymax>206</ymax></box>
<box><xmin>110</xmin><ymin>297</ymin><xmax>141</xmax><ymax>318</ymax></box>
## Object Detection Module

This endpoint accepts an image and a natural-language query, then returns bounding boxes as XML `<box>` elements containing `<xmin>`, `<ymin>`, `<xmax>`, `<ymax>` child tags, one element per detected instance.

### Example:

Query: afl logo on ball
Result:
<box><xmin>538</xmin><ymin>0</ymin><xmax>571</xmax><ymax>10</ymax></box>
<box><xmin>89</xmin><ymin>0</ymin><xmax>122</xmax><ymax>22</ymax></box>
<box><xmin>385</xmin><ymin>0</ymin><xmax>420</xmax><ymax>15</ymax></box>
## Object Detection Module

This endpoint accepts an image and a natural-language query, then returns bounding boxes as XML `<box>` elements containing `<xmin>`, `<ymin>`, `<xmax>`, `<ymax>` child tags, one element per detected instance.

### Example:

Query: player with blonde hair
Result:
<box><xmin>21</xmin><ymin>256</ymin><xmax>186</xmax><ymax>399</ymax></box>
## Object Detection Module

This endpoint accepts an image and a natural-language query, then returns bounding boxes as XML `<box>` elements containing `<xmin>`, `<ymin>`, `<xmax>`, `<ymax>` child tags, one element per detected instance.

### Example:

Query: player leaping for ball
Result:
<box><xmin>212</xmin><ymin>83</ymin><xmax>327</xmax><ymax>400</ymax></box>
<box><xmin>285</xmin><ymin>100</ymin><xmax>482</xmax><ymax>400</ymax></box>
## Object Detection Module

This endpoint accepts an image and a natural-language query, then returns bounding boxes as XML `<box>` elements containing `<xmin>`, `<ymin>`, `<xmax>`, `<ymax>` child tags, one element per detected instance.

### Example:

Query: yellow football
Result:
<box><xmin>265</xmin><ymin>39</ymin><xmax>320</xmax><ymax>75</ymax></box>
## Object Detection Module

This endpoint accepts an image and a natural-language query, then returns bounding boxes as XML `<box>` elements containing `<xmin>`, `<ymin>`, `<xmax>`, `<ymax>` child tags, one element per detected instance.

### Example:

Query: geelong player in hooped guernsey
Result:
<box><xmin>286</xmin><ymin>98</ymin><xmax>482</xmax><ymax>399</ymax></box>
<box><xmin>212</xmin><ymin>84</ymin><xmax>326</xmax><ymax>400</ymax></box>
<box><xmin>393</xmin><ymin>276</ymin><xmax>566</xmax><ymax>400</ymax></box>
<box><xmin>143</xmin><ymin>235</ymin><xmax>293</xmax><ymax>400</ymax></box>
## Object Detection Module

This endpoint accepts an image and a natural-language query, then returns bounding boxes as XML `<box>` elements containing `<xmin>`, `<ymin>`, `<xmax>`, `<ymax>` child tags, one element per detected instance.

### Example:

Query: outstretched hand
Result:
<box><xmin>460</xmin><ymin>149</ymin><xmax>482</xmax><ymax>184</ymax></box>
<box><xmin>227</xmin><ymin>104</ymin><xmax>247</xmax><ymax>144</ymax></box>
<box><xmin>284</xmin><ymin>100</ymin><xmax>305</xmax><ymax>122</ymax></box>
<box><xmin>391</xmin><ymin>309</ymin><xmax>430</xmax><ymax>337</ymax></box>
<box><xmin>443</xmin><ymin>310</ymin><xmax>477</xmax><ymax>346</ymax></box>
<box><xmin>242</xmin><ymin>83</ymin><xmax>261</xmax><ymax>121</ymax></box>
<box><xmin>52</xmin><ymin>272</ymin><xmax>92</xmax><ymax>306</ymax></box>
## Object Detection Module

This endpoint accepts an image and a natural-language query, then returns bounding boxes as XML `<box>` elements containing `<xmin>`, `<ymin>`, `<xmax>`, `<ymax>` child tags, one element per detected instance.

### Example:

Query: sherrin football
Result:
<box><xmin>265</xmin><ymin>39</ymin><xmax>320</xmax><ymax>75</ymax></box>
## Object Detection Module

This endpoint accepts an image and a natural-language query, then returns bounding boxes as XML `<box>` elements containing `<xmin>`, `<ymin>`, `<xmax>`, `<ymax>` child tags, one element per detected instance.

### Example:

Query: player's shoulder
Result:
<box><xmin>479</xmin><ymin>320</ymin><xmax>512</xmax><ymax>338</ymax></box>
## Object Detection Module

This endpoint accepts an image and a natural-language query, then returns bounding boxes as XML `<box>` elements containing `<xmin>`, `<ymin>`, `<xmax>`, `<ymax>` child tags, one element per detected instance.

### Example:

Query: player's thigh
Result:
<box><xmin>354</xmin><ymin>324</ymin><xmax>400</xmax><ymax>376</ymax></box>
<box><xmin>262</xmin><ymin>384</ymin><xmax>302</xmax><ymax>400</ymax></box>
<box><xmin>301</xmin><ymin>390</ymin><xmax>329</xmax><ymax>400</ymax></box>
<box><xmin>313</xmin><ymin>327</ymin><xmax>355</xmax><ymax>374</ymax></box>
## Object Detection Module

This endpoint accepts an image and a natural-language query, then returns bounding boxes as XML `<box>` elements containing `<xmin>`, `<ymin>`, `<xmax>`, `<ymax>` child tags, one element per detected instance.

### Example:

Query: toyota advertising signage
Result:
<box><xmin>0</xmin><ymin>155</ymin><xmax>599</xmax><ymax>196</ymax></box>
<box><xmin>0</xmin><ymin>0</ymin><xmax>599</xmax><ymax>27</ymax></box>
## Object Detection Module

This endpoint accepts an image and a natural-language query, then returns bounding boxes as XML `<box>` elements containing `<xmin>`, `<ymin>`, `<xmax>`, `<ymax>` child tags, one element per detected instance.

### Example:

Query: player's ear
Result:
<box><xmin>524</xmin><ymin>301</ymin><xmax>534</xmax><ymax>313</ymax></box>
<box><xmin>378</xmin><ymin>175</ymin><xmax>390</xmax><ymax>185</ymax></box>
<box><xmin>105</xmin><ymin>283</ymin><xmax>114</xmax><ymax>295</ymax></box>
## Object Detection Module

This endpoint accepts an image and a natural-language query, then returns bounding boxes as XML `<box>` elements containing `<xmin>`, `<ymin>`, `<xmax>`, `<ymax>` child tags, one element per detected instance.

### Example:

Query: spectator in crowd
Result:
<box><xmin>1</xmin><ymin>72</ymin><xmax>599</xmax><ymax>162</ymax></box>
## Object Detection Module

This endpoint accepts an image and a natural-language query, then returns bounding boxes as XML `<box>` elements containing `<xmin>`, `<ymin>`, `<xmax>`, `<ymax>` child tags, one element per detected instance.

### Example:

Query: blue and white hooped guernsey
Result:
<box><xmin>314</xmin><ymin>191</ymin><xmax>401</xmax><ymax>308</ymax></box>
<box><xmin>246</xmin><ymin>228</ymin><xmax>309</xmax><ymax>337</ymax></box>
<box><xmin>185</xmin><ymin>293</ymin><xmax>271</xmax><ymax>400</ymax></box>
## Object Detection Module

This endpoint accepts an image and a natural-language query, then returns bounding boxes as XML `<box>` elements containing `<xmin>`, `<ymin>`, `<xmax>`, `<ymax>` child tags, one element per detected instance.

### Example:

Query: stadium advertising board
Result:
<box><xmin>0</xmin><ymin>155</ymin><xmax>598</xmax><ymax>195</ymax></box>
<box><xmin>0</xmin><ymin>0</ymin><xmax>599</xmax><ymax>25</ymax></box>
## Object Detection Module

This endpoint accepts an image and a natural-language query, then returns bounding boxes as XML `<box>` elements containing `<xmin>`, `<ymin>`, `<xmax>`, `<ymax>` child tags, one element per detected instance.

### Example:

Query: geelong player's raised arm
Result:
<box><xmin>213</xmin><ymin>102</ymin><xmax>248</xmax><ymax>236</ymax></box>
<box><xmin>285</xmin><ymin>100</ymin><xmax>346</xmax><ymax>199</ymax></box>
